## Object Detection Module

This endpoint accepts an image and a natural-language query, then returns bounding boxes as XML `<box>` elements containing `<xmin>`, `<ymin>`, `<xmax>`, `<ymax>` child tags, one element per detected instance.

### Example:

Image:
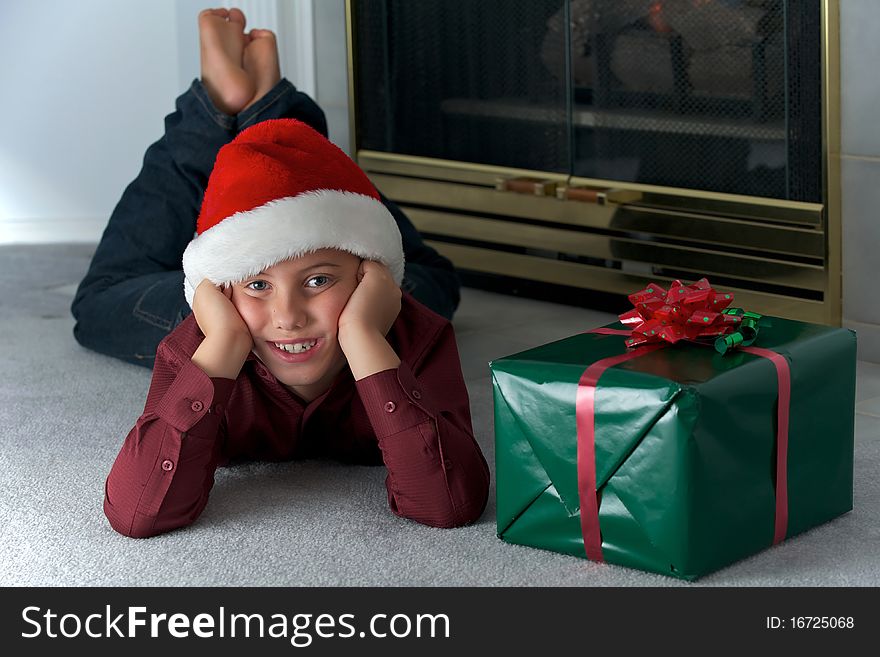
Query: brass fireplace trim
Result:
<box><xmin>428</xmin><ymin>241</ymin><xmax>823</xmax><ymax>318</ymax></box>
<box><xmin>822</xmin><ymin>0</ymin><xmax>842</xmax><ymax>326</ymax></box>
<box><xmin>358</xmin><ymin>151</ymin><xmax>826</xmax><ymax>227</ymax></box>
<box><xmin>345</xmin><ymin>0</ymin><xmax>358</xmax><ymax>168</ymax></box>
<box><xmin>366</xmin><ymin>174</ymin><xmax>824</xmax><ymax>258</ymax></box>
<box><xmin>346</xmin><ymin>1</ymin><xmax>842</xmax><ymax>325</ymax></box>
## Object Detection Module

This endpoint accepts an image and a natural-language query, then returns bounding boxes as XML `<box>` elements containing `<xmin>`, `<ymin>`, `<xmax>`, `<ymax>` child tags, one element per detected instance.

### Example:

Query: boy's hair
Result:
<box><xmin>182</xmin><ymin>119</ymin><xmax>404</xmax><ymax>308</ymax></box>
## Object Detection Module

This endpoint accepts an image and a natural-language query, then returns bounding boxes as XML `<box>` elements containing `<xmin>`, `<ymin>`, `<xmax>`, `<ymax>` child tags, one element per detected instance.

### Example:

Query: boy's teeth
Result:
<box><xmin>275</xmin><ymin>340</ymin><xmax>316</xmax><ymax>354</ymax></box>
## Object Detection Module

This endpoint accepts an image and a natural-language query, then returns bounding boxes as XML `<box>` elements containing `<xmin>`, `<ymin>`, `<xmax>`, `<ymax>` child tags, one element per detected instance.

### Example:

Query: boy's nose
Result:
<box><xmin>272</xmin><ymin>297</ymin><xmax>307</xmax><ymax>330</ymax></box>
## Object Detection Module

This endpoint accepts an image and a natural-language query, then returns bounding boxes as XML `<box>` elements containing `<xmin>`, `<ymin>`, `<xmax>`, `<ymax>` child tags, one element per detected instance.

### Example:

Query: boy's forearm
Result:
<box><xmin>340</xmin><ymin>327</ymin><xmax>401</xmax><ymax>380</ymax></box>
<box><xmin>192</xmin><ymin>333</ymin><xmax>252</xmax><ymax>379</ymax></box>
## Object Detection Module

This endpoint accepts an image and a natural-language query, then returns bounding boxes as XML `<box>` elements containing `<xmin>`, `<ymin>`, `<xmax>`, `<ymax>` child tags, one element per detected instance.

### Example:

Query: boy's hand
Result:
<box><xmin>191</xmin><ymin>279</ymin><xmax>253</xmax><ymax>379</ymax></box>
<box><xmin>337</xmin><ymin>261</ymin><xmax>403</xmax><ymax>380</ymax></box>
<box><xmin>338</xmin><ymin>260</ymin><xmax>402</xmax><ymax>340</ymax></box>
<box><xmin>192</xmin><ymin>279</ymin><xmax>251</xmax><ymax>342</ymax></box>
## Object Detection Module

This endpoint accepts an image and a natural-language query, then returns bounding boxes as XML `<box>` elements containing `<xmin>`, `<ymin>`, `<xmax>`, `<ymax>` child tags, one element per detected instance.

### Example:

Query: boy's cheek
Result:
<box><xmin>230</xmin><ymin>297</ymin><xmax>261</xmax><ymax>333</ymax></box>
<box><xmin>333</xmin><ymin>286</ymin><xmax>358</xmax><ymax>316</ymax></box>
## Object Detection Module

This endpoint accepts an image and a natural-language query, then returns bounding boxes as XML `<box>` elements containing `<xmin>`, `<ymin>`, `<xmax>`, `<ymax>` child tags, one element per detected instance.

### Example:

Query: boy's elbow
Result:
<box><xmin>443</xmin><ymin>460</ymin><xmax>490</xmax><ymax>528</ymax></box>
<box><xmin>104</xmin><ymin>494</ymin><xmax>179</xmax><ymax>539</ymax></box>
<box><xmin>104</xmin><ymin>473</ymin><xmax>148</xmax><ymax>538</ymax></box>
<box><xmin>428</xmin><ymin>507</ymin><xmax>484</xmax><ymax>529</ymax></box>
<box><xmin>104</xmin><ymin>501</ymin><xmax>152</xmax><ymax>538</ymax></box>
<box><xmin>449</xmin><ymin>485</ymin><xmax>490</xmax><ymax>528</ymax></box>
<box><xmin>391</xmin><ymin>479</ymin><xmax>489</xmax><ymax>529</ymax></box>
<box><xmin>417</xmin><ymin>499</ymin><xmax>487</xmax><ymax>529</ymax></box>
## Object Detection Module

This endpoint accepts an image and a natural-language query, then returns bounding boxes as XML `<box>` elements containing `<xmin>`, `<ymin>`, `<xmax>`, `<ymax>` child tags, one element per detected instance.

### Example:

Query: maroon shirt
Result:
<box><xmin>104</xmin><ymin>294</ymin><xmax>489</xmax><ymax>537</ymax></box>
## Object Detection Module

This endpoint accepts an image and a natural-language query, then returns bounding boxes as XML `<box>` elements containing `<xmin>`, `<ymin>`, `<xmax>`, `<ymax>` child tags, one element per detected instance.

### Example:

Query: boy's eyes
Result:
<box><xmin>245</xmin><ymin>275</ymin><xmax>331</xmax><ymax>292</ymax></box>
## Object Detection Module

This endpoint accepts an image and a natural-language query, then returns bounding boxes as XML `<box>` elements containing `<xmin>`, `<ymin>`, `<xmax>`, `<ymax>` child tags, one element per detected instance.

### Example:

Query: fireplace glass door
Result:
<box><xmin>353</xmin><ymin>0</ymin><xmax>820</xmax><ymax>202</ymax></box>
<box><xmin>349</xmin><ymin>0</ymin><xmax>836</xmax><ymax>324</ymax></box>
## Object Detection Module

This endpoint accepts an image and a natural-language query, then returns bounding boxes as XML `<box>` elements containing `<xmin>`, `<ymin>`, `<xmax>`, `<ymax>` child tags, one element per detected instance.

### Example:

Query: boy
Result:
<box><xmin>71</xmin><ymin>8</ymin><xmax>460</xmax><ymax>368</ymax></box>
<box><xmin>104</xmin><ymin>117</ymin><xmax>489</xmax><ymax>537</ymax></box>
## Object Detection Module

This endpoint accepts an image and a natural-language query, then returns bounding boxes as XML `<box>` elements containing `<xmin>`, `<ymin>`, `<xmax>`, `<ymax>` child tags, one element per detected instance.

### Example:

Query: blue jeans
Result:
<box><xmin>71</xmin><ymin>79</ymin><xmax>460</xmax><ymax>368</ymax></box>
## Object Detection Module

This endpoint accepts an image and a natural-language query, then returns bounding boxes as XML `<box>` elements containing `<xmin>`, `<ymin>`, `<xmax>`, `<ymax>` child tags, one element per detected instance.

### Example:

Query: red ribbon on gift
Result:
<box><xmin>576</xmin><ymin>281</ymin><xmax>790</xmax><ymax>563</ymax></box>
<box><xmin>618</xmin><ymin>278</ymin><xmax>742</xmax><ymax>348</ymax></box>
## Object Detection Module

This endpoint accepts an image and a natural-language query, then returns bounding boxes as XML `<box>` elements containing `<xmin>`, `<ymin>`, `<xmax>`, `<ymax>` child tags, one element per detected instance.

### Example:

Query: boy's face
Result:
<box><xmin>231</xmin><ymin>248</ymin><xmax>361</xmax><ymax>402</ymax></box>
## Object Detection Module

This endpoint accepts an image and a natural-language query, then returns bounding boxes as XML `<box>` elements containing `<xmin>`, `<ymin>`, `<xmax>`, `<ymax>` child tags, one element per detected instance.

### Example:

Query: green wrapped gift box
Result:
<box><xmin>491</xmin><ymin>316</ymin><xmax>856</xmax><ymax>580</ymax></box>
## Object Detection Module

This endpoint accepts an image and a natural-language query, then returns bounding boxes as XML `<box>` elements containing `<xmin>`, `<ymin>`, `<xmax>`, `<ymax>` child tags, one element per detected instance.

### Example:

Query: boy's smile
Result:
<box><xmin>266</xmin><ymin>337</ymin><xmax>323</xmax><ymax>361</ymax></box>
<box><xmin>230</xmin><ymin>248</ymin><xmax>361</xmax><ymax>402</ymax></box>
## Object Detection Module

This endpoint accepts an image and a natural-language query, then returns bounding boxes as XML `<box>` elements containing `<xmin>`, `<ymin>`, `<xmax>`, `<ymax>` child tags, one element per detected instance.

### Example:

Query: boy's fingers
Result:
<box><xmin>195</xmin><ymin>279</ymin><xmax>234</xmax><ymax>300</ymax></box>
<box><xmin>361</xmin><ymin>260</ymin><xmax>389</xmax><ymax>274</ymax></box>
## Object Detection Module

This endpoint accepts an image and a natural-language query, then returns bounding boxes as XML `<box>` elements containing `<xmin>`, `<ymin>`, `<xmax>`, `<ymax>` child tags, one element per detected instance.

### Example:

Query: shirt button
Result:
<box><xmin>161</xmin><ymin>459</ymin><xmax>174</xmax><ymax>471</ymax></box>
<box><xmin>444</xmin><ymin>459</ymin><xmax>453</xmax><ymax>470</ymax></box>
<box><xmin>411</xmin><ymin>389</ymin><xmax>422</xmax><ymax>400</ymax></box>
<box><xmin>191</xmin><ymin>400</ymin><xmax>204</xmax><ymax>412</ymax></box>
<box><xmin>384</xmin><ymin>401</ymin><xmax>396</xmax><ymax>413</ymax></box>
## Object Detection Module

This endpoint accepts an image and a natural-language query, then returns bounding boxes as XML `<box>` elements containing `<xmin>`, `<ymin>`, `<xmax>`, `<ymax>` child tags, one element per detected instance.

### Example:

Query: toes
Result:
<box><xmin>242</xmin><ymin>29</ymin><xmax>282</xmax><ymax>106</ymax></box>
<box><xmin>243</xmin><ymin>30</ymin><xmax>280</xmax><ymax>69</ymax></box>
<box><xmin>248</xmin><ymin>29</ymin><xmax>276</xmax><ymax>40</ymax></box>
<box><xmin>199</xmin><ymin>8</ymin><xmax>228</xmax><ymax>20</ymax></box>
<box><xmin>228</xmin><ymin>7</ymin><xmax>247</xmax><ymax>29</ymax></box>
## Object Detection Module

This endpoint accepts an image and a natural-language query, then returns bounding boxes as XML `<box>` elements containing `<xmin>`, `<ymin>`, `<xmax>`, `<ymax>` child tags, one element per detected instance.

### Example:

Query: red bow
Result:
<box><xmin>618</xmin><ymin>278</ymin><xmax>741</xmax><ymax>347</ymax></box>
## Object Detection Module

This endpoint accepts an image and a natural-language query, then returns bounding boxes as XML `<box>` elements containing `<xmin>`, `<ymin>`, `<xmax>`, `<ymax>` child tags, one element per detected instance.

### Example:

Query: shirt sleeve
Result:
<box><xmin>103</xmin><ymin>345</ymin><xmax>236</xmax><ymax>538</ymax></box>
<box><xmin>355</xmin><ymin>323</ymin><xmax>490</xmax><ymax>528</ymax></box>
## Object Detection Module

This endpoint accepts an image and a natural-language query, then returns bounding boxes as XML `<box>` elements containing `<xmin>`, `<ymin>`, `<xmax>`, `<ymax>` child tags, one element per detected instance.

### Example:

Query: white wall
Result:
<box><xmin>313</xmin><ymin>0</ymin><xmax>350</xmax><ymax>156</ymax></box>
<box><xmin>0</xmin><ymin>0</ymin><xmax>180</xmax><ymax>241</ymax></box>
<box><xmin>0</xmin><ymin>0</ymin><xmax>348</xmax><ymax>244</ymax></box>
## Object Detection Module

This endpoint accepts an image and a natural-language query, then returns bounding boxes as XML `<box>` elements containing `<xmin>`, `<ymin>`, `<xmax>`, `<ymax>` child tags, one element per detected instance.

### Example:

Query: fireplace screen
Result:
<box><xmin>353</xmin><ymin>0</ymin><xmax>821</xmax><ymax>202</ymax></box>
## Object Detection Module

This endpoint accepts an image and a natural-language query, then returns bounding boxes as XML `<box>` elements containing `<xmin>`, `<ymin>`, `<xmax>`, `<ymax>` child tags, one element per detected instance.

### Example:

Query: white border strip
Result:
<box><xmin>0</xmin><ymin>217</ymin><xmax>107</xmax><ymax>245</ymax></box>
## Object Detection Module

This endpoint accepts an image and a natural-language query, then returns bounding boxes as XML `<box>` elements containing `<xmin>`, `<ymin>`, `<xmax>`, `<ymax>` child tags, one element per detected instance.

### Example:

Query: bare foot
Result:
<box><xmin>241</xmin><ymin>29</ymin><xmax>282</xmax><ymax>112</ymax></box>
<box><xmin>199</xmin><ymin>8</ymin><xmax>255</xmax><ymax>115</ymax></box>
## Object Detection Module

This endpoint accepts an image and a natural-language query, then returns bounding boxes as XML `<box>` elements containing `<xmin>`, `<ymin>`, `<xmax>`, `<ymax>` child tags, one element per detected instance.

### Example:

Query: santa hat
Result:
<box><xmin>182</xmin><ymin>118</ymin><xmax>404</xmax><ymax>308</ymax></box>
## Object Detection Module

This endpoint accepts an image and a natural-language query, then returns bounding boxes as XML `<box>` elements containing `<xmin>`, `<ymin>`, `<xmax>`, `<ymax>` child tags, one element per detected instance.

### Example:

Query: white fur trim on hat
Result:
<box><xmin>182</xmin><ymin>190</ymin><xmax>404</xmax><ymax>308</ymax></box>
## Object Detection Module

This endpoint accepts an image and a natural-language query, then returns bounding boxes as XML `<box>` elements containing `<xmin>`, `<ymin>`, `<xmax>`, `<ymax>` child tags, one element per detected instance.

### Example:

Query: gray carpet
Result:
<box><xmin>2</xmin><ymin>243</ymin><xmax>878</xmax><ymax>586</ymax></box>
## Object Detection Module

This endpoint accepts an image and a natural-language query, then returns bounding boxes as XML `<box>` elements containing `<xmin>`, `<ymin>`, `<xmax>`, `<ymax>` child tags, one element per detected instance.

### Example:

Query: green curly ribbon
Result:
<box><xmin>715</xmin><ymin>309</ymin><xmax>763</xmax><ymax>355</ymax></box>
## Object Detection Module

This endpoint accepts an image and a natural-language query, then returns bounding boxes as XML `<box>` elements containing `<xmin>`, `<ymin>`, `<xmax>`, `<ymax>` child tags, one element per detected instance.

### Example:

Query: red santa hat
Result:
<box><xmin>182</xmin><ymin>118</ymin><xmax>404</xmax><ymax>308</ymax></box>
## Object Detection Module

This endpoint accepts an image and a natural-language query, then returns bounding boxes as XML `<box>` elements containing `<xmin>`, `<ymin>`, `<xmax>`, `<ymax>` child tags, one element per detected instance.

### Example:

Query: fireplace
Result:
<box><xmin>345</xmin><ymin>0</ymin><xmax>840</xmax><ymax>323</ymax></box>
